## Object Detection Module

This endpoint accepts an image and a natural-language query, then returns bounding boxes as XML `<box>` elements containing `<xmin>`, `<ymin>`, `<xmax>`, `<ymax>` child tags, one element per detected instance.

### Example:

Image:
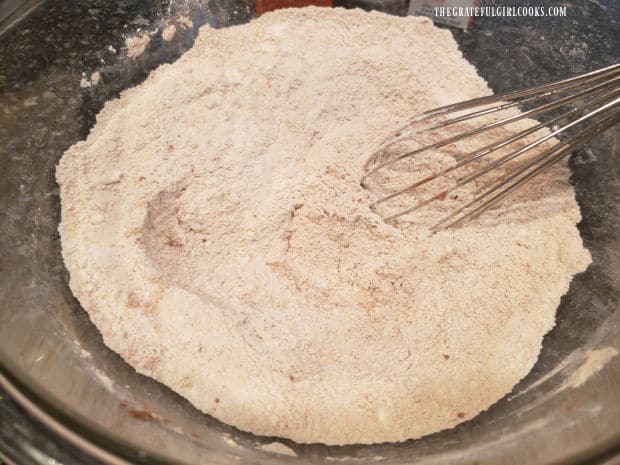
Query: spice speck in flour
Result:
<box><xmin>56</xmin><ymin>8</ymin><xmax>591</xmax><ymax>445</ymax></box>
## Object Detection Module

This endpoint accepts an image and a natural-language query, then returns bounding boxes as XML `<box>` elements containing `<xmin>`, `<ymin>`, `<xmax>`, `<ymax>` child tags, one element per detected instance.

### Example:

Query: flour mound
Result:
<box><xmin>56</xmin><ymin>8</ymin><xmax>591</xmax><ymax>445</ymax></box>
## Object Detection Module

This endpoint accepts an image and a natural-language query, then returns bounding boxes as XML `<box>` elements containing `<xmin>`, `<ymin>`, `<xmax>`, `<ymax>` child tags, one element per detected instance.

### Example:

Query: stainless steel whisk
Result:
<box><xmin>361</xmin><ymin>63</ymin><xmax>620</xmax><ymax>231</ymax></box>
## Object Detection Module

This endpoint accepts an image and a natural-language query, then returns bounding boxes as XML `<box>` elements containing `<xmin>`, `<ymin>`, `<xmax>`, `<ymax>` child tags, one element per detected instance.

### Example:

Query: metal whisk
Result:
<box><xmin>361</xmin><ymin>63</ymin><xmax>620</xmax><ymax>231</ymax></box>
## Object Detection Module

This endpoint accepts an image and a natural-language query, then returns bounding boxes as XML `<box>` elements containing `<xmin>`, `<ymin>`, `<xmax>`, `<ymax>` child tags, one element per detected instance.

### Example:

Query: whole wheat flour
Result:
<box><xmin>56</xmin><ymin>7</ymin><xmax>591</xmax><ymax>445</ymax></box>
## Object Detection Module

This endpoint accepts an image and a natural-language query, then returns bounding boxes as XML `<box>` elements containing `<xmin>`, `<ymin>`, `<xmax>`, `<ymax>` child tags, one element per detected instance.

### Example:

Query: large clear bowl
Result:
<box><xmin>0</xmin><ymin>0</ymin><xmax>618</xmax><ymax>464</ymax></box>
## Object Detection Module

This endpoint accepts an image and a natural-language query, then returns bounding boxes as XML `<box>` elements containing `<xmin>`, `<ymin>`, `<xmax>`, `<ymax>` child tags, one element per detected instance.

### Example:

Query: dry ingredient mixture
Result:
<box><xmin>125</xmin><ymin>33</ymin><xmax>151</xmax><ymax>60</ymax></box>
<box><xmin>162</xmin><ymin>24</ymin><xmax>177</xmax><ymax>42</ymax></box>
<box><xmin>56</xmin><ymin>8</ymin><xmax>591</xmax><ymax>445</ymax></box>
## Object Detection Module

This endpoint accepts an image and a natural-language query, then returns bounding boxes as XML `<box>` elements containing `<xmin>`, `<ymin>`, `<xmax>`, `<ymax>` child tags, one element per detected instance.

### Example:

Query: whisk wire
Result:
<box><xmin>433</xmin><ymin>108</ymin><xmax>620</xmax><ymax>230</ymax></box>
<box><xmin>364</xmin><ymin>73</ymin><xmax>620</xmax><ymax>180</ymax></box>
<box><xmin>374</xmin><ymin>88</ymin><xmax>619</xmax><ymax>213</ymax></box>
<box><xmin>363</xmin><ymin>64</ymin><xmax>620</xmax><ymax>229</ymax></box>
<box><xmin>409</xmin><ymin>73</ymin><xmax>620</xmax><ymax>137</ymax></box>
<box><xmin>409</xmin><ymin>63</ymin><xmax>620</xmax><ymax>123</ymax></box>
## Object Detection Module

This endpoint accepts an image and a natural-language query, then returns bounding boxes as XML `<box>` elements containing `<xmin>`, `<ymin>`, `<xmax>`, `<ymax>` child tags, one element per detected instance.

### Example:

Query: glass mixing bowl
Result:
<box><xmin>0</xmin><ymin>0</ymin><xmax>618</xmax><ymax>463</ymax></box>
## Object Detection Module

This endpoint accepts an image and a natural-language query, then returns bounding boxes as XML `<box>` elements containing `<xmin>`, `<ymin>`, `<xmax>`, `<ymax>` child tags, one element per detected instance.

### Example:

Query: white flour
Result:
<box><xmin>56</xmin><ymin>8</ymin><xmax>591</xmax><ymax>445</ymax></box>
